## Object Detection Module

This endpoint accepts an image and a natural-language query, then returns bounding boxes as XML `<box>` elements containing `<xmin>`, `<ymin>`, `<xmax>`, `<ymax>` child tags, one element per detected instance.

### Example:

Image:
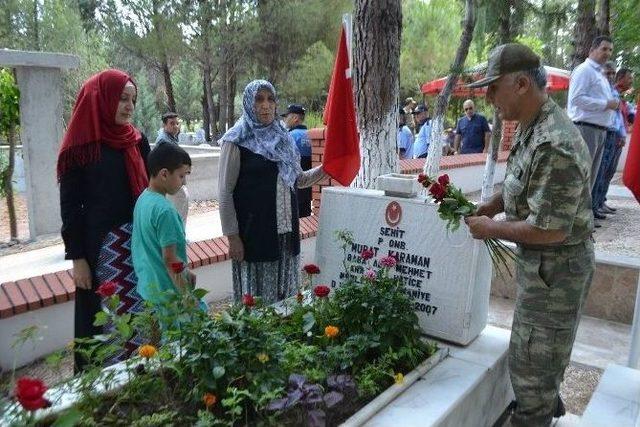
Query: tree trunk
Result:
<box><xmin>227</xmin><ymin>72</ymin><xmax>236</xmax><ymax>127</ymax></box>
<box><xmin>571</xmin><ymin>0</ymin><xmax>597</xmax><ymax>69</ymax></box>
<box><xmin>423</xmin><ymin>0</ymin><xmax>476</xmax><ymax>178</ymax></box>
<box><xmin>199</xmin><ymin>0</ymin><xmax>216</xmax><ymax>139</ymax></box>
<box><xmin>353</xmin><ymin>0</ymin><xmax>402</xmax><ymax>189</ymax></box>
<box><xmin>161</xmin><ymin>58</ymin><xmax>177</xmax><ymax>112</ymax></box>
<box><xmin>597</xmin><ymin>0</ymin><xmax>610</xmax><ymax>36</ymax></box>
<box><xmin>218</xmin><ymin>62</ymin><xmax>229</xmax><ymax>133</ymax></box>
<box><xmin>201</xmin><ymin>77</ymin><xmax>211</xmax><ymax>142</ymax></box>
<box><xmin>32</xmin><ymin>0</ymin><xmax>39</xmax><ymax>50</ymax></box>
<box><xmin>480</xmin><ymin>2</ymin><xmax>512</xmax><ymax>202</ymax></box>
<box><xmin>3</xmin><ymin>126</ymin><xmax>18</xmax><ymax>241</ymax></box>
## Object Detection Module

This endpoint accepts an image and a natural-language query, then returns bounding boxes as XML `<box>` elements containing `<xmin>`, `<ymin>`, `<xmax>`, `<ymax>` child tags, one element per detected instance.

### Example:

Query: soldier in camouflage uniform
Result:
<box><xmin>465</xmin><ymin>44</ymin><xmax>595</xmax><ymax>426</ymax></box>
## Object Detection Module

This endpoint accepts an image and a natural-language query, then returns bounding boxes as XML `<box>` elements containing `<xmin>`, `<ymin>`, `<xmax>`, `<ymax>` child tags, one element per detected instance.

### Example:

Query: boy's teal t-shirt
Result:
<box><xmin>132</xmin><ymin>189</ymin><xmax>187</xmax><ymax>304</ymax></box>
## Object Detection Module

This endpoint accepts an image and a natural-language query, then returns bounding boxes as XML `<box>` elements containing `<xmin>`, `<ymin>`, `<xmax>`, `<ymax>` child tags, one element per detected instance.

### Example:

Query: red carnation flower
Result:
<box><xmin>437</xmin><ymin>174</ymin><xmax>450</xmax><ymax>186</ymax></box>
<box><xmin>170</xmin><ymin>262</ymin><xmax>185</xmax><ymax>274</ymax></box>
<box><xmin>417</xmin><ymin>173</ymin><xmax>428</xmax><ymax>184</ymax></box>
<box><xmin>380</xmin><ymin>256</ymin><xmax>397</xmax><ymax>268</ymax></box>
<box><xmin>429</xmin><ymin>182</ymin><xmax>447</xmax><ymax>201</ymax></box>
<box><xmin>360</xmin><ymin>248</ymin><xmax>374</xmax><ymax>260</ymax></box>
<box><xmin>303</xmin><ymin>264</ymin><xmax>321</xmax><ymax>275</ymax></box>
<box><xmin>314</xmin><ymin>285</ymin><xmax>330</xmax><ymax>298</ymax></box>
<box><xmin>96</xmin><ymin>281</ymin><xmax>117</xmax><ymax>298</ymax></box>
<box><xmin>15</xmin><ymin>377</ymin><xmax>50</xmax><ymax>411</ymax></box>
<box><xmin>242</xmin><ymin>293</ymin><xmax>255</xmax><ymax>307</ymax></box>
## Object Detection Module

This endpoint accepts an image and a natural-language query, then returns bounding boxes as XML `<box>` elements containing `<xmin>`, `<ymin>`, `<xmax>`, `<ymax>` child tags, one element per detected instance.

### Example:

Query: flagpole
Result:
<box><xmin>342</xmin><ymin>13</ymin><xmax>353</xmax><ymax>72</ymax></box>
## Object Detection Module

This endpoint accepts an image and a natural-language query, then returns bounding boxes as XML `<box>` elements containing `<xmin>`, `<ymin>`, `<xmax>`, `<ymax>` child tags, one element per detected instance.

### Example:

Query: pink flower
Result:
<box><xmin>314</xmin><ymin>285</ymin><xmax>330</xmax><ymax>298</ymax></box>
<box><xmin>380</xmin><ymin>256</ymin><xmax>397</xmax><ymax>268</ymax></box>
<box><xmin>96</xmin><ymin>282</ymin><xmax>117</xmax><ymax>298</ymax></box>
<box><xmin>360</xmin><ymin>248</ymin><xmax>374</xmax><ymax>260</ymax></box>
<box><xmin>437</xmin><ymin>174</ymin><xmax>450</xmax><ymax>186</ymax></box>
<box><xmin>363</xmin><ymin>269</ymin><xmax>377</xmax><ymax>281</ymax></box>
<box><xmin>303</xmin><ymin>264</ymin><xmax>321</xmax><ymax>275</ymax></box>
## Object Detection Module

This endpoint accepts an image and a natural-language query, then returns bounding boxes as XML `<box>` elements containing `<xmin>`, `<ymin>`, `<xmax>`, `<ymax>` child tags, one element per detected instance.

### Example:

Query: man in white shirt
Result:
<box><xmin>567</xmin><ymin>35</ymin><xmax>620</xmax><ymax>192</ymax></box>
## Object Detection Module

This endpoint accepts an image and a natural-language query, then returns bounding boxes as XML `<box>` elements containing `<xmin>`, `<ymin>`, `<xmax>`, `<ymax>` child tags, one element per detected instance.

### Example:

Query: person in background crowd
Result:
<box><xmin>57</xmin><ymin>69</ymin><xmax>150</xmax><ymax>370</ymax></box>
<box><xmin>218</xmin><ymin>80</ymin><xmax>328</xmax><ymax>304</ymax></box>
<box><xmin>567</xmin><ymin>35</ymin><xmax>619</xmax><ymax>193</ymax></box>
<box><xmin>465</xmin><ymin>43</ymin><xmax>594</xmax><ymax>426</ymax></box>
<box><xmin>591</xmin><ymin>63</ymin><xmax>628</xmax><ymax>226</ymax></box>
<box><xmin>453</xmin><ymin>99</ymin><xmax>491</xmax><ymax>154</ymax></box>
<box><xmin>397</xmin><ymin>108</ymin><xmax>414</xmax><ymax>159</ymax></box>
<box><xmin>282</xmin><ymin>104</ymin><xmax>312</xmax><ymax>218</ymax></box>
<box><xmin>156</xmin><ymin>112</ymin><xmax>189</xmax><ymax>224</ymax></box>
<box><xmin>403</xmin><ymin>97</ymin><xmax>418</xmax><ymax>134</ymax></box>
<box><xmin>600</xmin><ymin>68</ymin><xmax>635</xmax><ymax>213</ymax></box>
<box><xmin>412</xmin><ymin>104</ymin><xmax>431</xmax><ymax>158</ymax></box>
<box><xmin>156</xmin><ymin>112</ymin><xmax>180</xmax><ymax>146</ymax></box>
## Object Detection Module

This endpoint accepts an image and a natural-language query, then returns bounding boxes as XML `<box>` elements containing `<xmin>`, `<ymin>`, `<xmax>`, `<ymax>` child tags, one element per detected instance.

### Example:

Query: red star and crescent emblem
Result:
<box><xmin>385</xmin><ymin>201</ymin><xmax>402</xmax><ymax>227</ymax></box>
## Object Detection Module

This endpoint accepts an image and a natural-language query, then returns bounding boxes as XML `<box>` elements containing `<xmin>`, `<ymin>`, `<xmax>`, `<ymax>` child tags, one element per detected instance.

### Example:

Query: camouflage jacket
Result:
<box><xmin>503</xmin><ymin>97</ymin><xmax>593</xmax><ymax>246</ymax></box>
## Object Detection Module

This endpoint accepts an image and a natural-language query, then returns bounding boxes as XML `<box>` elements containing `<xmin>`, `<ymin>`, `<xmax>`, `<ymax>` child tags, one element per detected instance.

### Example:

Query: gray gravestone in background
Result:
<box><xmin>315</xmin><ymin>187</ymin><xmax>492</xmax><ymax>345</ymax></box>
<box><xmin>0</xmin><ymin>49</ymin><xmax>79</xmax><ymax>238</ymax></box>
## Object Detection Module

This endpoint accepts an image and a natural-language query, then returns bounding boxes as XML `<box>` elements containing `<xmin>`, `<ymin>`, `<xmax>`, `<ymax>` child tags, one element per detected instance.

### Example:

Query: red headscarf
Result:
<box><xmin>57</xmin><ymin>69</ymin><xmax>148</xmax><ymax>198</ymax></box>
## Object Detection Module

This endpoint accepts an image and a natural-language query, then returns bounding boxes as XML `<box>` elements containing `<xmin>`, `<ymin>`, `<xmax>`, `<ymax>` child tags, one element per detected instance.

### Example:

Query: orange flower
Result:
<box><xmin>203</xmin><ymin>392</ymin><xmax>217</xmax><ymax>408</ymax></box>
<box><xmin>324</xmin><ymin>325</ymin><xmax>339</xmax><ymax>338</ymax></box>
<box><xmin>138</xmin><ymin>344</ymin><xmax>157</xmax><ymax>359</ymax></box>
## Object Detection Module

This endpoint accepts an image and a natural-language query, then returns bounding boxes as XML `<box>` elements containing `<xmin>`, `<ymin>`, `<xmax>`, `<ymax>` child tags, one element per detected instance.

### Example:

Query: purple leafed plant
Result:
<box><xmin>266</xmin><ymin>373</ymin><xmax>357</xmax><ymax>427</ymax></box>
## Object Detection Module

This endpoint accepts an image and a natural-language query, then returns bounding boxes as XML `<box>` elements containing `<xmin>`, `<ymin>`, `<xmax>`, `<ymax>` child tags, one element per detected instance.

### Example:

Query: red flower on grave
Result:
<box><xmin>380</xmin><ymin>256</ymin><xmax>397</xmax><ymax>268</ymax></box>
<box><xmin>313</xmin><ymin>285</ymin><xmax>330</xmax><ymax>298</ymax></box>
<box><xmin>437</xmin><ymin>174</ymin><xmax>450</xmax><ymax>187</ymax></box>
<box><xmin>303</xmin><ymin>264</ymin><xmax>321</xmax><ymax>275</ymax></box>
<box><xmin>428</xmin><ymin>182</ymin><xmax>447</xmax><ymax>201</ymax></box>
<box><xmin>242</xmin><ymin>294</ymin><xmax>255</xmax><ymax>307</ymax></box>
<box><xmin>14</xmin><ymin>377</ymin><xmax>50</xmax><ymax>411</ymax></box>
<box><xmin>170</xmin><ymin>262</ymin><xmax>185</xmax><ymax>274</ymax></box>
<box><xmin>360</xmin><ymin>248</ymin><xmax>374</xmax><ymax>260</ymax></box>
<box><xmin>96</xmin><ymin>281</ymin><xmax>117</xmax><ymax>298</ymax></box>
<box><xmin>417</xmin><ymin>173</ymin><xmax>428</xmax><ymax>184</ymax></box>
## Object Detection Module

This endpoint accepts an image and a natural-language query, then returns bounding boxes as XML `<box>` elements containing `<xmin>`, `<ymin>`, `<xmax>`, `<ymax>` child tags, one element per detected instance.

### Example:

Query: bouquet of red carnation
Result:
<box><xmin>417</xmin><ymin>173</ymin><xmax>516</xmax><ymax>278</ymax></box>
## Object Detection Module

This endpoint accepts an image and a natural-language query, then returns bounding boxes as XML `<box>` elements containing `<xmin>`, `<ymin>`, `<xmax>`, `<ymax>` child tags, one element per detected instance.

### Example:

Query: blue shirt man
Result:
<box><xmin>397</xmin><ymin>108</ymin><xmax>414</xmax><ymax>159</ymax></box>
<box><xmin>411</xmin><ymin>104</ymin><xmax>431</xmax><ymax>158</ymax></box>
<box><xmin>282</xmin><ymin>104</ymin><xmax>312</xmax><ymax>217</ymax></box>
<box><xmin>454</xmin><ymin>99</ymin><xmax>491</xmax><ymax>154</ymax></box>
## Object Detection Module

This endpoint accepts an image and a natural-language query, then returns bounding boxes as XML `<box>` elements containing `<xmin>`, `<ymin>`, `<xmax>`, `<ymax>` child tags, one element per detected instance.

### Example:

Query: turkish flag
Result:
<box><xmin>623</xmin><ymin>97</ymin><xmax>640</xmax><ymax>203</ymax></box>
<box><xmin>322</xmin><ymin>26</ymin><xmax>360</xmax><ymax>186</ymax></box>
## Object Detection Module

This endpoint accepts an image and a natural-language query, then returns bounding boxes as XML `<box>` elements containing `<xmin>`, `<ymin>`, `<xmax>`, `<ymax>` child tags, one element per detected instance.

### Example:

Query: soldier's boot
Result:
<box><xmin>553</xmin><ymin>396</ymin><xmax>566</xmax><ymax>418</ymax></box>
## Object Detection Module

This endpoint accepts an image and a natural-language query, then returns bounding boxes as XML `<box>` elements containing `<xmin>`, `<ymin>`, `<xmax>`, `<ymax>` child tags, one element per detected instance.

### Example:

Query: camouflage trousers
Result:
<box><xmin>509</xmin><ymin>240</ymin><xmax>595</xmax><ymax>427</ymax></box>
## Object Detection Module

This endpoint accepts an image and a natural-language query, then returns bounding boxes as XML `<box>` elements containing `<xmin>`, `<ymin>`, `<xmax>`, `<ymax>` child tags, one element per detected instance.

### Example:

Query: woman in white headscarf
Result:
<box><xmin>218</xmin><ymin>80</ymin><xmax>327</xmax><ymax>303</ymax></box>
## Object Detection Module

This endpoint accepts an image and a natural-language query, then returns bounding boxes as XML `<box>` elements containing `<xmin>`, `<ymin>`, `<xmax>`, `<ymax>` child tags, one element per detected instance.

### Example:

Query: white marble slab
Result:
<box><xmin>580</xmin><ymin>364</ymin><xmax>640</xmax><ymax>427</ymax></box>
<box><xmin>316</xmin><ymin>187</ymin><xmax>492</xmax><ymax>345</ymax></box>
<box><xmin>364</xmin><ymin>326</ymin><xmax>513</xmax><ymax>427</ymax></box>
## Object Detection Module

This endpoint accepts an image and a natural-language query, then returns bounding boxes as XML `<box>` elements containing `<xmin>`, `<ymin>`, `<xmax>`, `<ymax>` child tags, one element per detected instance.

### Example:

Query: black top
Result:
<box><xmin>59</xmin><ymin>135</ymin><xmax>150</xmax><ymax>268</ymax></box>
<box><xmin>233</xmin><ymin>146</ymin><xmax>300</xmax><ymax>262</ymax></box>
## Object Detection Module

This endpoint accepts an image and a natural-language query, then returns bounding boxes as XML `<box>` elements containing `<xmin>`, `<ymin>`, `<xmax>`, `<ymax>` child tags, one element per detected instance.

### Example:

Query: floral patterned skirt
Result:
<box><xmin>232</xmin><ymin>233</ymin><xmax>300</xmax><ymax>305</ymax></box>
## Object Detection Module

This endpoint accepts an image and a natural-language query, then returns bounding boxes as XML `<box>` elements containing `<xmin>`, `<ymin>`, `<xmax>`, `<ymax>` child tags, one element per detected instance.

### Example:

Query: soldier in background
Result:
<box><xmin>465</xmin><ymin>44</ymin><xmax>595</xmax><ymax>426</ymax></box>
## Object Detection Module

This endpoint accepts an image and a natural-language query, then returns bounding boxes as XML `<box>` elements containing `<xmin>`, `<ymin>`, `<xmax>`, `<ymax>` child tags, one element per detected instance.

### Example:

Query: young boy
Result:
<box><xmin>132</xmin><ymin>143</ymin><xmax>195</xmax><ymax>305</ymax></box>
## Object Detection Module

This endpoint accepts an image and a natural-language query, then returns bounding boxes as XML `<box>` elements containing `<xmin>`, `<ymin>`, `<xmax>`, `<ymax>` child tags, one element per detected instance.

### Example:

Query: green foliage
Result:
<box><xmin>2</xmin><ymin>236</ymin><xmax>436</xmax><ymax>425</ymax></box>
<box><xmin>0</xmin><ymin>69</ymin><xmax>20</xmax><ymax>136</ymax></box>
<box><xmin>279</xmin><ymin>41</ymin><xmax>334</xmax><ymax>111</ymax></box>
<box><xmin>132</xmin><ymin>73</ymin><xmax>161</xmax><ymax>141</ymax></box>
<box><xmin>400</xmin><ymin>0</ymin><xmax>463</xmax><ymax>97</ymax></box>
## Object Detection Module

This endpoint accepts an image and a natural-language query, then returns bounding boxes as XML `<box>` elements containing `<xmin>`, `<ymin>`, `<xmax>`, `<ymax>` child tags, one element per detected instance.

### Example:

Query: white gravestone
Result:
<box><xmin>315</xmin><ymin>186</ymin><xmax>492</xmax><ymax>345</ymax></box>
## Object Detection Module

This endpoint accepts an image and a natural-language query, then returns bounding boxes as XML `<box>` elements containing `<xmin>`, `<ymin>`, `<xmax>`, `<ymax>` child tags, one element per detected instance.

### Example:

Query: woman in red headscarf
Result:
<box><xmin>58</xmin><ymin>69</ymin><xmax>150</xmax><ymax>370</ymax></box>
